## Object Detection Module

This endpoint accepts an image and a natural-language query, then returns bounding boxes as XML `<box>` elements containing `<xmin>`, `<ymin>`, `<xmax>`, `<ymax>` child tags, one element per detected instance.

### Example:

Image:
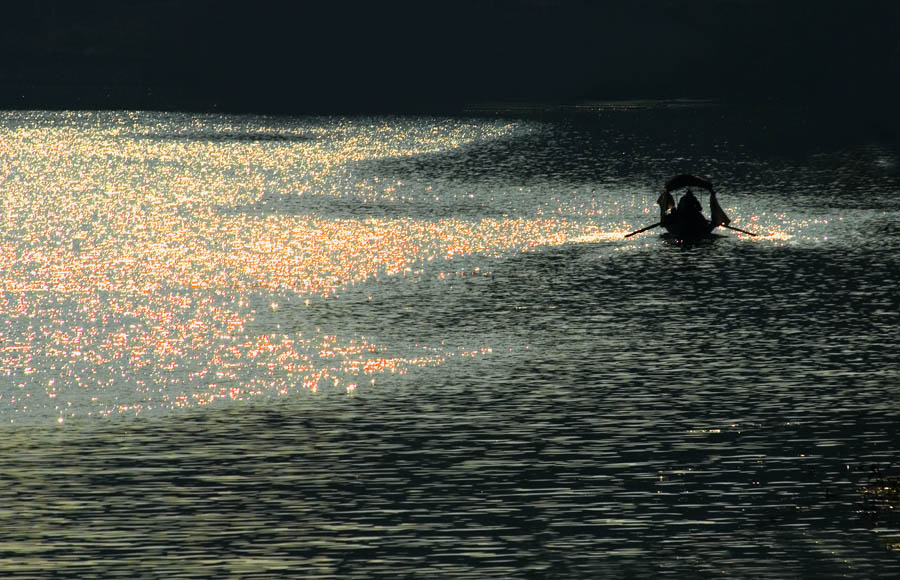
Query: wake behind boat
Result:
<box><xmin>625</xmin><ymin>174</ymin><xmax>757</xmax><ymax>240</ymax></box>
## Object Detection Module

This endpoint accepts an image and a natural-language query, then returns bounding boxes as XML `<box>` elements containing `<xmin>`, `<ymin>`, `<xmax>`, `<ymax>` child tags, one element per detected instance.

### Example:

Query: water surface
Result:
<box><xmin>1</xmin><ymin>105</ymin><xmax>899</xmax><ymax>578</ymax></box>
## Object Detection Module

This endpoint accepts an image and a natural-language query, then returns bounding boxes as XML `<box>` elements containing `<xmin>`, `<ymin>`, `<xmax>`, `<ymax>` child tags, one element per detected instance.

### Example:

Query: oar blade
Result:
<box><xmin>624</xmin><ymin>222</ymin><xmax>661</xmax><ymax>238</ymax></box>
<box><xmin>724</xmin><ymin>224</ymin><xmax>758</xmax><ymax>237</ymax></box>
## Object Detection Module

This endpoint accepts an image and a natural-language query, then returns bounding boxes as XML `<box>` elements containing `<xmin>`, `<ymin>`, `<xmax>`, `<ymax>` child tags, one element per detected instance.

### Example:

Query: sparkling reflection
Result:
<box><xmin>1</xmin><ymin>107</ymin><xmax>898</xmax><ymax>579</ymax></box>
<box><xmin>0</xmin><ymin>111</ymin><xmax>629</xmax><ymax>422</ymax></box>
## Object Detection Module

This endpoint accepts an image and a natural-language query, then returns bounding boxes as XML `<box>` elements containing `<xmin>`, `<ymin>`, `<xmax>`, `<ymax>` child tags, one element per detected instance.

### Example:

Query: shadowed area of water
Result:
<box><xmin>3</xmin><ymin>237</ymin><xmax>900</xmax><ymax>578</ymax></box>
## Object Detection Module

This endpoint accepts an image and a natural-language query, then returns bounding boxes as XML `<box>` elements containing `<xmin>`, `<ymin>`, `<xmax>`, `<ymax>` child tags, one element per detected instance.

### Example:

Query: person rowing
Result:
<box><xmin>674</xmin><ymin>189</ymin><xmax>709</xmax><ymax>232</ymax></box>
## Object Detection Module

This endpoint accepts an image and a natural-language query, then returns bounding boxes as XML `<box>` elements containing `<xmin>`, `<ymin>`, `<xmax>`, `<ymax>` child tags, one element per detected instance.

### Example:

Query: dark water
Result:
<box><xmin>1</xmin><ymin>104</ymin><xmax>899</xmax><ymax>577</ymax></box>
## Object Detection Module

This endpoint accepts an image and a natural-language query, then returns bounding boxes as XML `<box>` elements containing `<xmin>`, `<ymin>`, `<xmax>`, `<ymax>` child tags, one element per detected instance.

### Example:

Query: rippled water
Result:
<box><xmin>1</xmin><ymin>105</ymin><xmax>899</xmax><ymax>577</ymax></box>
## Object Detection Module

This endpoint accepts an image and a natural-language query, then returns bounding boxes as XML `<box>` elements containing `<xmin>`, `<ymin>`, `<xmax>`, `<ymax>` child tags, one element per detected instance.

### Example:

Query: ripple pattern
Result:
<box><xmin>1</xmin><ymin>107</ymin><xmax>899</xmax><ymax>578</ymax></box>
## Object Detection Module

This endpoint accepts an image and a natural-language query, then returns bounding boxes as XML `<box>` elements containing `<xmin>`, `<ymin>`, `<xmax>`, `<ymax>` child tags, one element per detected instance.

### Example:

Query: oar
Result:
<box><xmin>624</xmin><ymin>222</ymin><xmax>661</xmax><ymax>238</ymax></box>
<box><xmin>723</xmin><ymin>224</ymin><xmax>758</xmax><ymax>237</ymax></box>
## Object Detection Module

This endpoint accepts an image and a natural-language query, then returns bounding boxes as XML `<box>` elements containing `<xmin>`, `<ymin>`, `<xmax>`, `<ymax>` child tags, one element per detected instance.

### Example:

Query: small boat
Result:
<box><xmin>656</xmin><ymin>174</ymin><xmax>730</xmax><ymax>241</ymax></box>
<box><xmin>624</xmin><ymin>175</ymin><xmax>757</xmax><ymax>240</ymax></box>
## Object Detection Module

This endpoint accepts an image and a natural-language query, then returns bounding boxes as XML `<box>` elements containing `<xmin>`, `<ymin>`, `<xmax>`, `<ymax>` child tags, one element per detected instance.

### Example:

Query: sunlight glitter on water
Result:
<box><xmin>0</xmin><ymin>111</ymin><xmax>809</xmax><ymax>424</ymax></box>
<box><xmin>0</xmin><ymin>112</ymin><xmax>608</xmax><ymax>423</ymax></box>
<box><xmin>2</xmin><ymin>105</ymin><xmax>898</xmax><ymax>579</ymax></box>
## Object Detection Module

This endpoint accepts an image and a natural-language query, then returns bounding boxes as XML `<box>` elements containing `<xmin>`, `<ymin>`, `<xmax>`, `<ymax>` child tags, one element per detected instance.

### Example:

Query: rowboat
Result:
<box><xmin>657</xmin><ymin>174</ymin><xmax>729</xmax><ymax>240</ymax></box>
<box><xmin>625</xmin><ymin>174</ymin><xmax>755</xmax><ymax>240</ymax></box>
